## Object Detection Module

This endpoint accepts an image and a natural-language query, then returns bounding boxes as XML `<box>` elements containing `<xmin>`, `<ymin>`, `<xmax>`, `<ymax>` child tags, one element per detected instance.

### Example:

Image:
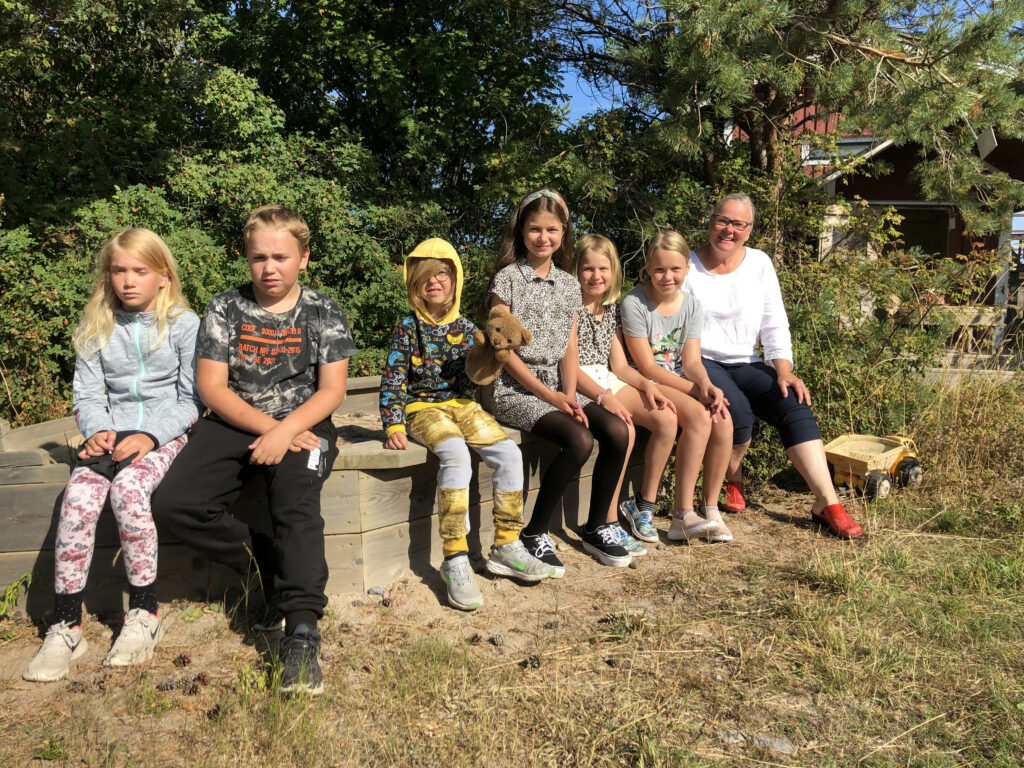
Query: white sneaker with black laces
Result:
<box><xmin>103</xmin><ymin>609</ymin><xmax>163</xmax><ymax>667</ymax></box>
<box><xmin>23</xmin><ymin>622</ymin><xmax>88</xmax><ymax>682</ymax></box>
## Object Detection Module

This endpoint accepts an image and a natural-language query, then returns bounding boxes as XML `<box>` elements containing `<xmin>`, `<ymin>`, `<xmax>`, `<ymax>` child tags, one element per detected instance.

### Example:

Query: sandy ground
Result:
<box><xmin>0</xmin><ymin>486</ymin><xmax>837</xmax><ymax>714</ymax></box>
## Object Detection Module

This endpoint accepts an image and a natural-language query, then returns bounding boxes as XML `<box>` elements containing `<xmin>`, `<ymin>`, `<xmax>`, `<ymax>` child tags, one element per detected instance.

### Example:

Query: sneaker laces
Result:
<box><xmin>43</xmin><ymin>622</ymin><xmax>78</xmax><ymax>651</ymax></box>
<box><xmin>118</xmin><ymin>611</ymin><xmax>152</xmax><ymax>644</ymax></box>
<box><xmin>447</xmin><ymin>557</ymin><xmax>475</xmax><ymax>587</ymax></box>
<box><xmin>594</xmin><ymin>525</ymin><xmax>619</xmax><ymax>546</ymax></box>
<box><xmin>526</xmin><ymin>533</ymin><xmax>555</xmax><ymax>558</ymax></box>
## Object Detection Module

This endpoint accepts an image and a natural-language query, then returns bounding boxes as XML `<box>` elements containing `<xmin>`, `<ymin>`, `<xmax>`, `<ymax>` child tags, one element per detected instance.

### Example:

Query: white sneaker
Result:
<box><xmin>103</xmin><ymin>609</ymin><xmax>163</xmax><ymax>667</ymax></box>
<box><xmin>440</xmin><ymin>554</ymin><xmax>483</xmax><ymax>611</ymax></box>
<box><xmin>23</xmin><ymin>622</ymin><xmax>88</xmax><ymax>682</ymax></box>
<box><xmin>667</xmin><ymin>510</ymin><xmax>719</xmax><ymax>542</ymax></box>
<box><xmin>704</xmin><ymin>508</ymin><xmax>734</xmax><ymax>542</ymax></box>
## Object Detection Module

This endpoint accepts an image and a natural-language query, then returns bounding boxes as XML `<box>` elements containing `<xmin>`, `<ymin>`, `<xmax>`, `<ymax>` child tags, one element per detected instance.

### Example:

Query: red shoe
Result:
<box><xmin>721</xmin><ymin>481</ymin><xmax>746</xmax><ymax>512</ymax></box>
<box><xmin>812</xmin><ymin>503</ymin><xmax>863</xmax><ymax>539</ymax></box>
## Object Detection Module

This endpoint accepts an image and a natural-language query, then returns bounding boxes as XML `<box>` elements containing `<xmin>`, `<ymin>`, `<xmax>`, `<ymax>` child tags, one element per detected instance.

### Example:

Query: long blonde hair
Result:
<box><xmin>73</xmin><ymin>229</ymin><xmax>189</xmax><ymax>357</ymax></box>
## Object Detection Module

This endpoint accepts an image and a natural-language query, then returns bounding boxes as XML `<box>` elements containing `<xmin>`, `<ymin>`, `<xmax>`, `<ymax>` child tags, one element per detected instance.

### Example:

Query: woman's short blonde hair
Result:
<box><xmin>713</xmin><ymin>193</ymin><xmax>756</xmax><ymax>227</ymax></box>
<box><xmin>573</xmin><ymin>235</ymin><xmax>623</xmax><ymax>306</ymax></box>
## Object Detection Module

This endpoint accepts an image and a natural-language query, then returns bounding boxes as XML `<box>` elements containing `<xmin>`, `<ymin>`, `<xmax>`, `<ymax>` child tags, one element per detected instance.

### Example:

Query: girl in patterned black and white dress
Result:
<box><xmin>486</xmin><ymin>189</ymin><xmax>634</xmax><ymax>574</ymax></box>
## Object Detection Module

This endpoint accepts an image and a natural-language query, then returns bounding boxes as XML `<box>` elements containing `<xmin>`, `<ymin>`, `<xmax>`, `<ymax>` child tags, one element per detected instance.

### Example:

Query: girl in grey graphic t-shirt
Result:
<box><xmin>620</xmin><ymin>230</ymin><xmax>734</xmax><ymax>543</ymax></box>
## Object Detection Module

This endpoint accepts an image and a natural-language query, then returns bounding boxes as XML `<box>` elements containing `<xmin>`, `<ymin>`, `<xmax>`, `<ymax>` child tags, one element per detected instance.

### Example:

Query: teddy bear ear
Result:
<box><xmin>490</xmin><ymin>305</ymin><xmax>510</xmax><ymax>317</ymax></box>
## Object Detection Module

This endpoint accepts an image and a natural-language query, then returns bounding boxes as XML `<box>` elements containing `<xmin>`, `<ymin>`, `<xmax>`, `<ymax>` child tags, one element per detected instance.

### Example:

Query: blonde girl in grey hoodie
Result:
<box><xmin>24</xmin><ymin>228</ymin><xmax>200</xmax><ymax>682</ymax></box>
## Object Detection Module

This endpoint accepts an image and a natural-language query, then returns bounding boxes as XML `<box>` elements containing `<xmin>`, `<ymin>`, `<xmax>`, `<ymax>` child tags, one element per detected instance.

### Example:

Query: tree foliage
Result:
<box><xmin>557</xmin><ymin>0</ymin><xmax>1024</xmax><ymax>239</ymax></box>
<box><xmin>0</xmin><ymin>0</ymin><xmax>1021</xmax><ymax>438</ymax></box>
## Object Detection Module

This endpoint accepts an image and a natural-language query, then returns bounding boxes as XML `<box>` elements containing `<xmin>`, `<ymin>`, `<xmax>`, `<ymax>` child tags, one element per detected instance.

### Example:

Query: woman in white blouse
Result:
<box><xmin>684</xmin><ymin>193</ymin><xmax>863</xmax><ymax>538</ymax></box>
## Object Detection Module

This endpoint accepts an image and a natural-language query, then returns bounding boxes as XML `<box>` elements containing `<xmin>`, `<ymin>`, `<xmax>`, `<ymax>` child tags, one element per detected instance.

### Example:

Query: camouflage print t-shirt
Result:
<box><xmin>197</xmin><ymin>283</ymin><xmax>358</xmax><ymax>420</ymax></box>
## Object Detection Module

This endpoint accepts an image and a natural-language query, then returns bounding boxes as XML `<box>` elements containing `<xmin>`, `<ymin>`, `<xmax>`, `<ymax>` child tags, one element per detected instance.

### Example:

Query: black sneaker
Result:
<box><xmin>581</xmin><ymin>523</ymin><xmax>632</xmax><ymax>567</ymax></box>
<box><xmin>519</xmin><ymin>531</ymin><xmax>565</xmax><ymax>579</ymax></box>
<box><xmin>279</xmin><ymin>624</ymin><xmax>323</xmax><ymax>695</ymax></box>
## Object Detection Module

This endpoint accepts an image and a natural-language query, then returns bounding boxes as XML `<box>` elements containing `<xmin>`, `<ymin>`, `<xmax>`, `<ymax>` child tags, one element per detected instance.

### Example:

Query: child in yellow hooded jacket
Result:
<box><xmin>379</xmin><ymin>239</ymin><xmax>554</xmax><ymax>610</ymax></box>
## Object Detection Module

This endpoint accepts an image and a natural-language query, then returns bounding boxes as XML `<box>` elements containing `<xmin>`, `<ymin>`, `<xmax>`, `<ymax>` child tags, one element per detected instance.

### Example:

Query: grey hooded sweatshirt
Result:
<box><xmin>72</xmin><ymin>308</ymin><xmax>201</xmax><ymax>447</ymax></box>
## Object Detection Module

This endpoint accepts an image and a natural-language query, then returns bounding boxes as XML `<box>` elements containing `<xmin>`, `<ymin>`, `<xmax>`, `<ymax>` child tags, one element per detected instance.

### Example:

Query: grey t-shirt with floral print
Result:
<box><xmin>620</xmin><ymin>287</ymin><xmax>702</xmax><ymax>378</ymax></box>
<box><xmin>197</xmin><ymin>283</ymin><xmax>357</xmax><ymax>420</ymax></box>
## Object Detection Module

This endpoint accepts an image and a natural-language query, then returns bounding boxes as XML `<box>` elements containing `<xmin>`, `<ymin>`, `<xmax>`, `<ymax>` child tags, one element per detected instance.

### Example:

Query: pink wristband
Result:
<box><xmin>596</xmin><ymin>388</ymin><xmax>613</xmax><ymax>405</ymax></box>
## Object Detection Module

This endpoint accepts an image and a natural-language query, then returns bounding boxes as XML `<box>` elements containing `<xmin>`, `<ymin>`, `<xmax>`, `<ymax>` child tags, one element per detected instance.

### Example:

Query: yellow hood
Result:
<box><xmin>404</xmin><ymin>238</ymin><xmax>464</xmax><ymax>325</ymax></box>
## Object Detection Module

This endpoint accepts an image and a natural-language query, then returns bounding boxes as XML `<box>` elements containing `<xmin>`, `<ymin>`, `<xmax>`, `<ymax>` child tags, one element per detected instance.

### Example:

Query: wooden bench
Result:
<box><xmin>0</xmin><ymin>376</ymin><xmax>644</xmax><ymax>615</ymax></box>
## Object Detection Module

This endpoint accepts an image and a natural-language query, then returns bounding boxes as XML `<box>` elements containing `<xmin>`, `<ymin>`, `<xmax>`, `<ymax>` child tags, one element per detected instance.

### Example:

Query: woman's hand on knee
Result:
<box><xmin>777</xmin><ymin>371</ymin><xmax>811</xmax><ymax>405</ymax></box>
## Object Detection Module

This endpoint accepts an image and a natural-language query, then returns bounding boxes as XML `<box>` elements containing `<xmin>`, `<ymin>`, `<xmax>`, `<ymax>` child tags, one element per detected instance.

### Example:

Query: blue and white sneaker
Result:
<box><xmin>614</xmin><ymin>523</ymin><xmax>648</xmax><ymax>556</ymax></box>
<box><xmin>620</xmin><ymin>498</ymin><xmax>659</xmax><ymax>543</ymax></box>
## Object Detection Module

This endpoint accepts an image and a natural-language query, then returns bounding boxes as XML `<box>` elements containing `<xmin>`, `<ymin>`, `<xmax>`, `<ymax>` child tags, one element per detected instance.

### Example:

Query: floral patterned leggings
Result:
<box><xmin>54</xmin><ymin>435</ymin><xmax>186</xmax><ymax>594</ymax></box>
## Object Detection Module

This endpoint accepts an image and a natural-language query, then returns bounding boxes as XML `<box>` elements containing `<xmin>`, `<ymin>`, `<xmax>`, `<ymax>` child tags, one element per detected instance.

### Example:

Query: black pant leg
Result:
<box><xmin>582</xmin><ymin>403</ymin><xmax>631</xmax><ymax>529</ymax></box>
<box><xmin>523</xmin><ymin>412</ymin><xmax>594</xmax><ymax>536</ymax></box>
<box><xmin>264</xmin><ymin>418</ymin><xmax>337</xmax><ymax>629</ymax></box>
<box><xmin>151</xmin><ymin>416</ymin><xmax>254</xmax><ymax>575</ymax></box>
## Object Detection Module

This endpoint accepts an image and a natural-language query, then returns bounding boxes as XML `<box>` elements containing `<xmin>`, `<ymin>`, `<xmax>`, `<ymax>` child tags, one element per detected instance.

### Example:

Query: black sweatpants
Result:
<box><xmin>152</xmin><ymin>415</ymin><xmax>337</xmax><ymax>629</ymax></box>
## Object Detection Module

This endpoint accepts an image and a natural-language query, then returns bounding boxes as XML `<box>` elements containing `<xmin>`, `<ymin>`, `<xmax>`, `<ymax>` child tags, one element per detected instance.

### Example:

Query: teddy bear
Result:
<box><xmin>465</xmin><ymin>305</ymin><xmax>533</xmax><ymax>386</ymax></box>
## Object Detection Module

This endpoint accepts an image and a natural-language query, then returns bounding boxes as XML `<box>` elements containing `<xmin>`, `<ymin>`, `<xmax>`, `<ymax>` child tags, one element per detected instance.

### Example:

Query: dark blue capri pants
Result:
<box><xmin>703</xmin><ymin>359</ymin><xmax>822</xmax><ymax>448</ymax></box>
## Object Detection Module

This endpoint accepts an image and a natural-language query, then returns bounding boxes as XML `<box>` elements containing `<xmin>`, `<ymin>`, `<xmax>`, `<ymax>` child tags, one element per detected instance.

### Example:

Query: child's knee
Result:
<box><xmin>108</xmin><ymin>476</ymin><xmax>135</xmax><ymax>513</ymax></box>
<box><xmin>435</xmin><ymin>437</ymin><xmax>472</xmax><ymax>467</ymax></box>
<box><xmin>682</xmin><ymin>407</ymin><xmax>713</xmax><ymax>438</ymax></box>
<box><xmin>654</xmin><ymin>410</ymin><xmax>678</xmax><ymax>439</ymax></box>
<box><xmin>480</xmin><ymin>439</ymin><xmax>523</xmax><ymax>490</ymax></box>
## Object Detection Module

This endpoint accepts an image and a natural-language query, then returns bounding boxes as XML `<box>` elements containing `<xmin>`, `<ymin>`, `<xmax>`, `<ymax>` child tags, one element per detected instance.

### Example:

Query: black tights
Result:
<box><xmin>523</xmin><ymin>403</ymin><xmax>631</xmax><ymax>535</ymax></box>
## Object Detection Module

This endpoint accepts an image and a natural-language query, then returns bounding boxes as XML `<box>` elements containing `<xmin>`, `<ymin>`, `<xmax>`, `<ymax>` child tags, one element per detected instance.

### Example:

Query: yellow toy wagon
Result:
<box><xmin>824</xmin><ymin>434</ymin><xmax>923</xmax><ymax>500</ymax></box>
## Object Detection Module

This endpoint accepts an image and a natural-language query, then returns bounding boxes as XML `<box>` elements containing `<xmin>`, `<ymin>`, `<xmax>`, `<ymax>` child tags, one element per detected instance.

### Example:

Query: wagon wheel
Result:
<box><xmin>864</xmin><ymin>471</ymin><xmax>892</xmax><ymax>500</ymax></box>
<box><xmin>895</xmin><ymin>458</ymin><xmax>924</xmax><ymax>488</ymax></box>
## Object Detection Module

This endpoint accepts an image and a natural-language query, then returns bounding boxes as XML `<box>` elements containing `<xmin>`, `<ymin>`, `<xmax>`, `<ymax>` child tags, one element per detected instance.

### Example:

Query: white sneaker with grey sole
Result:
<box><xmin>104</xmin><ymin>609</ymin><xmax>163</xmax><ymax>667</ymax></box>
<box><xmin>486</xmin><ymin>539</ymin><xmax>556</xmax><ymax>582</ymax></box>
<box><xmin>23</xmin><ymin>622</ymin><xmax>88</xmax><ymax>682</ymax></box>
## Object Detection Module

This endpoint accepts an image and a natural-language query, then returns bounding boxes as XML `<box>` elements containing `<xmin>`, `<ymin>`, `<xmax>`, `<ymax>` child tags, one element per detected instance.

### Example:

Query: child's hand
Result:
<box><xmin>385</xmin><ymin>432</ymin><xmax>409</xmax><ymax>450</ymax></box>
<box><xmin>249</xmin><ymin>424</ymin><xmax>296</xmax><ymax>466</ymax></box>
<box><xmin>700</xmin><ymin>383</ymin><xmax>729</xmax><ymax>420</ymax></box>
<box><xmin>113</xmin><ymin>433</ymin><xmax>156</xmax><ymax>464</ymax></box>
<box><xmin>290</xmin><ymin>430</ymin><xmax>321</xmax><ymax>452</ymax></box>
<box><xmin>547</xmin><ymin>390</ymin><xmax>588</xmax><ymax>427</ymax></box>
<box><xmin>599</xmin><ymin>393</ymin><xmax>633</xmax><ymax>426</ymax></box>
<box><xmin>78</xmin><ymin>430</ymin><xmax>116</xmax><ymax>458</ymax></box>
<box><xmin>642</xmin><ymin>382</ymin><xmax>677</xmax><ymax>414</ymax></box>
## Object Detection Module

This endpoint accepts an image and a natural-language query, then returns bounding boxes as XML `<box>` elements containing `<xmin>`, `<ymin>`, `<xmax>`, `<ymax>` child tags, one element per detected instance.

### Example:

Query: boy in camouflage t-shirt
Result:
<box><xmin>154</xmin><ymin>205</ymin><xmax>356</xmax><ymax>695</ymax></box>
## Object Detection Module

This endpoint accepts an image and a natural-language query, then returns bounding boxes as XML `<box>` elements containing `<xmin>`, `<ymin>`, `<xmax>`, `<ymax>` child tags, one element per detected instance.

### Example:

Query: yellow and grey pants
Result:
<box><xmin>407</xmin><ymin>402</ymin><xmax>524</xmax><ymax>557</ymax></box>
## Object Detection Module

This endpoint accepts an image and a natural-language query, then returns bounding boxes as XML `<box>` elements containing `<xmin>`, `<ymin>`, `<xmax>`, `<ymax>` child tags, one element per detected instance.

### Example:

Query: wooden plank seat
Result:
<box><xmin>0</xmin><ymin>377</ymin><xmax>644</xmax><ymax>615</ymax></box>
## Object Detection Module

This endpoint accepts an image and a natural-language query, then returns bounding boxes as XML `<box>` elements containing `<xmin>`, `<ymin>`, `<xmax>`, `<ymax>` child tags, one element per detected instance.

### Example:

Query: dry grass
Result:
<box><xmin>2</xmin><ymin>372</ymin><xmax>1022</xmax><ymax>767</ymax></box>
